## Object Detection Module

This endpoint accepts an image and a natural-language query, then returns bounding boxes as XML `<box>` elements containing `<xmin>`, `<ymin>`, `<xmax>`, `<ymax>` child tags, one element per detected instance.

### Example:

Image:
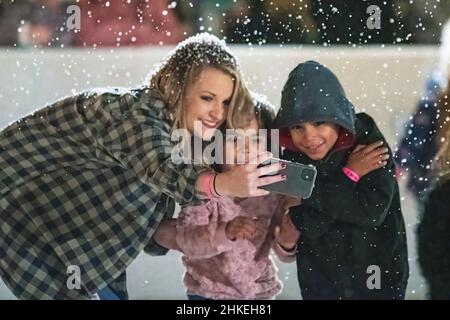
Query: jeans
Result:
<box><xmin>98</xmin><ymin>284</ymin><xmax>126</xmax><ymax>300</ymax></box>
<box><xmin>187</xmin><ymin>294</ymin><xmax>211</xmax><ymax>300</ymax></box>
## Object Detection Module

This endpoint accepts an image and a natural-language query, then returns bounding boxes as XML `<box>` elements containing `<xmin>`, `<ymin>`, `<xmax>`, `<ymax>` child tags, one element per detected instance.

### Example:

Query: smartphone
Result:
<box><xmin>259</xmin><ymin>158</ymin><xmax>317</xmax><ymax>199</ymax></box>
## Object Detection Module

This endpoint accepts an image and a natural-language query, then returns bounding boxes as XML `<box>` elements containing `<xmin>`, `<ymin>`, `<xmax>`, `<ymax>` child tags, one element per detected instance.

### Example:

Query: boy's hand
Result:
<box><xmin>279</xmin><ymin>195</ymin><xmax>301</xmax><ymax>212</ymax></box>
<box><xmin>226</xmin><ymin>216</ymin><xmax>257</xmax><ymax>241</ymax></box>
<box><xmin>346</xmin><ymin>140</ymin><xmax>389</xmax><ymax>178</ymax></box>
<box><xmin>274</xmin><ymin>213</ymin><xmax>300</xmax><ymax>251</ymax></box>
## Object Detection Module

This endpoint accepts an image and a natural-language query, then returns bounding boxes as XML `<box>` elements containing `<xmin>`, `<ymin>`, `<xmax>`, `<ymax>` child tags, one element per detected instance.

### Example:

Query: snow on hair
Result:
<box><xmin>148</xmin><ymin>33</ymin><xmax>253</xmax><ymax>131</ymax></box>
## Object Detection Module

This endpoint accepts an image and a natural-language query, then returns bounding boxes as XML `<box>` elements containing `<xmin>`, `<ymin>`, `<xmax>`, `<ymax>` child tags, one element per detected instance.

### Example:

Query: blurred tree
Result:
<box><xmin>0</xmin><ymin>0</ymin><xmax>33</xmax><ymax>46</ymax></box>
<box><xmin>223</xmin><ymin>0</ymin><xmax>317</xmax><ymax>44</ymax></box>
<box><xmin>311</xmin><ymin>0</ymin><xmax>406</xmax><ymax>45</ymax></box>
<box><xmin>400</xmin><ymin>0</ymin><xmax>450</xmax><ymax>44</ymax></box>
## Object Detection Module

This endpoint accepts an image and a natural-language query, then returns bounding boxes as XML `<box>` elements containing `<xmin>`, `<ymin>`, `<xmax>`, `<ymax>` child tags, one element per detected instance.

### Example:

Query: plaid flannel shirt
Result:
<box><xmin>0</xmin><ymin>87</ymin><xmax>205</xmax><ymax>299</ymax></box>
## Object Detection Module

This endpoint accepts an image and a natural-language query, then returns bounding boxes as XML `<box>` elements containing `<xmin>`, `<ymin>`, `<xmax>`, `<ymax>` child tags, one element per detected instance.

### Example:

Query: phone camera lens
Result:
<box><xmin>301</xmin><ymin>169</ymin><xmax>314</xmax><ymax>181</ymax></box>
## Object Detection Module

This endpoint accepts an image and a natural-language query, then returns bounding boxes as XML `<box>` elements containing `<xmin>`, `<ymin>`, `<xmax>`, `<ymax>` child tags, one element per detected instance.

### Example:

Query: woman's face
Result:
<box><xmin>183</xmin><ymin>67</ymin><xmax>234</xmax><ymax>141</ymax></box>
<box><xmin>289</xmin><ymin>122</ymin><xmax>340</xmax><ymax>160</ymax></box>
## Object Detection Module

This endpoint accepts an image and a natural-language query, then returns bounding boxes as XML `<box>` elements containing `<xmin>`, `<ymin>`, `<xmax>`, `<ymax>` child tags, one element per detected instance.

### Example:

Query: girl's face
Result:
<box><xmin>183</xmin><ymin>67</ymin><xmax>234</xmax><ymax>141</ymax></box>
<box><xmin>222</xmin><ymin>118</ymin><xmax>262</xmax><ymax>172</ymax></box>
<box><xmin>289</xmin><ymin>122</ymin><xmax>340</xmax><ymax>160</ymax></box>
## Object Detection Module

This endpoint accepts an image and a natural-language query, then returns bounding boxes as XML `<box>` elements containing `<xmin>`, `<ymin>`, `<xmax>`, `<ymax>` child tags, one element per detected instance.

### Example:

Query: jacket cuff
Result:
<box><xmin>190</xmin><ymin>167</ymin><xmax>215</xmax><ymax>205</ymax></box>
<box><xmin>273</xmin><ymin>241</ymin><xmax>297</xmax><ymax>263</ymax></box>
<box><xmin>143</xmin><ymin>237</ymin><xmax>169</xmax><ymax>256</ymax></box>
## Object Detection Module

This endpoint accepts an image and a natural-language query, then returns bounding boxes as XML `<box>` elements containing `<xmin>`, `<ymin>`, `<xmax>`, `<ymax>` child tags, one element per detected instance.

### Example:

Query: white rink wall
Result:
<box><xmin>0</xmin><ymin>45</ymin><xmax>437</xmax><ymax>299</ymax></box>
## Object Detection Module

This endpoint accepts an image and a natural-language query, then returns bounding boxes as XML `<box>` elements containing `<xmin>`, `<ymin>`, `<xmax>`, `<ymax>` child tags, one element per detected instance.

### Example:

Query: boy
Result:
<box><xmin>272</xmin><ymin>60</ymin><xmax>409</xmax><ymax>299</ymax></box>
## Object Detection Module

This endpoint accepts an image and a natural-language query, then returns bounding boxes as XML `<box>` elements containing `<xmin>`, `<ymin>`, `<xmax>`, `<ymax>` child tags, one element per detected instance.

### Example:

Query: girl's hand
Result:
<box><xmin>215</xmin><ymin>152</ymin><xmax>286</xmax><ymax>197</ymax></box>
<box><xmin>225</xmin><ymin>216</ymin><xmax>258</xmax><ymax>241</ymax></box>
<box><xmin>346</xmin><ymin>141</ymin><xmax>389</xmax><ymax>178</ymax></box>
<box><xmin>274</xmin><ymin>213</ymin><xmax>300</xmax><ymax>251</ymax></box>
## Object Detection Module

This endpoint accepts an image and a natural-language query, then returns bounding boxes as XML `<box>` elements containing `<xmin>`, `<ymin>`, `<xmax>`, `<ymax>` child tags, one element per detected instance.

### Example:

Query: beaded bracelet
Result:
<box><xmin>203</xmin><ymin>172</ymin><xmax>215</xmax><ymax>199</ymax></box>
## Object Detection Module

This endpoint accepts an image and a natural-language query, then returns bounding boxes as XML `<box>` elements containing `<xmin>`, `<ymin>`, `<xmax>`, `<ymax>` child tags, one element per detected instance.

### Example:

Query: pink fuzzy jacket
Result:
<box><xmin>176</xmin><ymin>194</ymin><xmax>296</xmax><ymax>300</ymax></box>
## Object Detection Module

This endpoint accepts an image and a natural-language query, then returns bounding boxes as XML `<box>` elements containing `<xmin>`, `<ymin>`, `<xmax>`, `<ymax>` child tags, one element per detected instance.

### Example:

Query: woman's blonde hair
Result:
<box><xmin>434</xmin><ymin>77</ymin><xmax>450</xmax><ymax>179</ymax></box>
<box><xmin>435</xmin><ymin>78</ymin><xmax>450</xmax><ymax>146</ymax></box>
<box><xmin>434</xmin><ymin>126</ymin><xmax>450</xmax><ymax>179</ymax></box>
<box><xmin>149</xmin><ymin>33</ymin><xmax>254</xmax><ymax>132</ymax></box>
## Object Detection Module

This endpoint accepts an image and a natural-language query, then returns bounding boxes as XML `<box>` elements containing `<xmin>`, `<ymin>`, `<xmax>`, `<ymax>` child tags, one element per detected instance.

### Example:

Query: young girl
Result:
<box><xmin>156</xmin><ymin>97</ymin><xmax>301</xmax><ymax>300</ymax></box>
<box><xmin>272</xmin><ymin>60</ymin><xmax>409</xmax><ymax>299</ymax></box>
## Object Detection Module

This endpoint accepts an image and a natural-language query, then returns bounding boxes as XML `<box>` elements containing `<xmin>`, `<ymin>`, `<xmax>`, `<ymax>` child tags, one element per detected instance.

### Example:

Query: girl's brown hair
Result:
<box><xmin>251</xmin><ymin>93</ymin><xmax>276</xmax><ymax>130</ymax></box>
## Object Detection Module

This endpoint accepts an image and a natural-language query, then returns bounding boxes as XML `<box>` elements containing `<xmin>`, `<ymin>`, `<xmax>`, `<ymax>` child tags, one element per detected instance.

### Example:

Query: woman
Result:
<box><xmin>0</xmin><ymin>33</ymin><xmax>283</xmax><ymax>299</ymax></box>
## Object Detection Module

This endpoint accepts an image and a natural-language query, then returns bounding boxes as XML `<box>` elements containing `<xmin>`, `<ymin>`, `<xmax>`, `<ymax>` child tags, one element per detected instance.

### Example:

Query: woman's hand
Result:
<box><xmin>274</xmin><ymin>213</ymin><xmax>300</xmax><ymax>251</ymax></box>
<box><xmin>346</xmin><ymin>141</ymin><xmax>389</xmax><ymax>178</ymax></box>
<box><xmin>214</xmin><ymin>152</ymin><xmax>286</xmax><ymax>197</ymax></box>
<box><xmin>225</xmin><ymin>216</ymin><xmax>258</xmax><ymax>241</ymax></box>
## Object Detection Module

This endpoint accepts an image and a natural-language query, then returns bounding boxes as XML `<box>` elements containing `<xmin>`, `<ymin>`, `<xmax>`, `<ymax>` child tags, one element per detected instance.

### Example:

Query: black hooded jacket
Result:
<box><xmin>273</xmin><ymin>61</ymin><xmax>409</xmax><ymax>299</ymax></box>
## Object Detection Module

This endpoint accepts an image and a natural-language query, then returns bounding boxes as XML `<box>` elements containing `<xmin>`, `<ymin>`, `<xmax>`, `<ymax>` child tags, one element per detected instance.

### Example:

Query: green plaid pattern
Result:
<box><xmin>0</xmin><ymin>87</ymin><xmax>203</xmax><ymax>299</ymax></box>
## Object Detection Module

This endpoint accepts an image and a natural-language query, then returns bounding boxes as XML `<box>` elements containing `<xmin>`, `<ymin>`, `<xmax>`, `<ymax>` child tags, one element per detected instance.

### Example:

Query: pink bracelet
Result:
<box><xmin>203</xmin><ymin>172</ymin><xmax>215</xmax><ymax>199</ymax></box>
<box><xmin>342</xmin><ymin>167</ymin><xmax>360</xmax><ymax>183</ymax></box>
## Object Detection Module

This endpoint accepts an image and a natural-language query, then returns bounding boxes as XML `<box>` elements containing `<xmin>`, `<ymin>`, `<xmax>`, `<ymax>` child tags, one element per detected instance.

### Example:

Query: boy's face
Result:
<box><xmin>289</xmin><ymin>122</ymin><xmax>340</xmax><ymax>160</ymax></box>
